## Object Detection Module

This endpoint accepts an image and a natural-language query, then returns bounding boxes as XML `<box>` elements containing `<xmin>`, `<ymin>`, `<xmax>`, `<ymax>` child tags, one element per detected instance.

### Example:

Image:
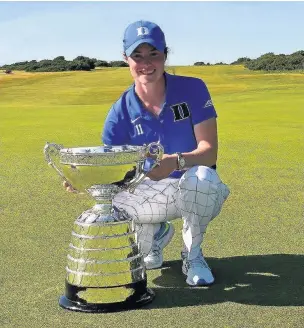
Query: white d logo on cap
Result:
<box><xmin>137</xmin><ymin>27</ymin><xmax>149</xmax><ymax>36</ymax></box>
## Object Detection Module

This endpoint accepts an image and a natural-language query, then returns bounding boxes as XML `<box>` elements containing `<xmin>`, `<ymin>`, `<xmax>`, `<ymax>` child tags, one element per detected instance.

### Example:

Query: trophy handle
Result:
<box><xmin>44</xmin><ymin>142</ymin><xmax>75</xmax><ymax>190</ymax></box>
<box><xmin>128</xmin><ymin>142</ymin><xmax>164</xmax><ymax>194</ymax></box>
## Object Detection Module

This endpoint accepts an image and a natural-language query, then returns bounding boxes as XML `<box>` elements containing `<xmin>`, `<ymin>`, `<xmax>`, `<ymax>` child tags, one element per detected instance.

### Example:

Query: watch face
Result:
<box><xmin>179</xmin><ymin>157</ymin><xmax>186</xmax><ymax>169</ymax></box>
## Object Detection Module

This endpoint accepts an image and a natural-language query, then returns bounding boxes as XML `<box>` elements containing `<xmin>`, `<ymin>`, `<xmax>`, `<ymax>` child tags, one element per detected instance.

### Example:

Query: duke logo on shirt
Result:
<box><xmin>170</xmin><ymin>102</ymin><xmax>190</xmax><ymax>122</ymax></box>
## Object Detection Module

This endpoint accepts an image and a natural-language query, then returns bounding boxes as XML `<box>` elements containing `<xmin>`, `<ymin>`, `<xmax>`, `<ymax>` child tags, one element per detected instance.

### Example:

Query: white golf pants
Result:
<box><xmin>113</xmin><ymin>166</ymin><xmax>230</xmax><ymax>259</ymax></box>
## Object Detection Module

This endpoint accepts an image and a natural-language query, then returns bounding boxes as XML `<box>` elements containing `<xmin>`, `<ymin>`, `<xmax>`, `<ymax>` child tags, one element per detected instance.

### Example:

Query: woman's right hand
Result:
<box><xmin>63</xmin><ymin>180</ymin><xmax>76</xmax><ymax>193</ymax></box>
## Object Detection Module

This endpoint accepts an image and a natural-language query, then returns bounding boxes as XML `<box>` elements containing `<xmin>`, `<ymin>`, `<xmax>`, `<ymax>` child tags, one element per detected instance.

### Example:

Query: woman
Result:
<box><xmin>69</xmin><ymin>20</ymin><xmax>230</xmax><ymax>286</ymax></box>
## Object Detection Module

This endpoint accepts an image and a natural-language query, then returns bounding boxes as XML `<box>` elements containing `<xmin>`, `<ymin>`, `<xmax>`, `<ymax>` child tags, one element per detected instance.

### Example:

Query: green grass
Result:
<box><xmin>1</xmin><ymin>66</ymin><xmax>304</xmax><ymax>328</ymax></box>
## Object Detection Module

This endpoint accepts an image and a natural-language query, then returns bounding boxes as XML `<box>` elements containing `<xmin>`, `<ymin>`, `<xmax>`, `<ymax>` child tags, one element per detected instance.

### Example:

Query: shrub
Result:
<box><xmin>95</xmin><ymin>60</ymin><xmax>110</xmax><ymax>67</ymax></box>
<box><xmin>109</xmin><ymin>61</ymin><xmax>128</xmax><ymax>67</ymax></box>
<box><xmin>245</xmin><ymin>50</ymin><xmax>304</xmax><ymax>71</ymax></box>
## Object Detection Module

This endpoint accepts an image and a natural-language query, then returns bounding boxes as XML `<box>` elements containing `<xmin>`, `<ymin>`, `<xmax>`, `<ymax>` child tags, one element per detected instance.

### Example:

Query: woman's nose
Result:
<box><xmin>142</xmin><ymin>56</ymin><xmax>152</xmax><ymax>65</ymax></box>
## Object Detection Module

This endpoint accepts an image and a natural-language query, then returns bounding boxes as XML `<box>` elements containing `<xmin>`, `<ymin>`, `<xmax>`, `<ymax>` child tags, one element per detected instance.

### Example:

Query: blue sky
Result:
<box><xmin>0</xmin><ymin>1</ymin><xmax>303</xmax><ymax>66</ymax></box>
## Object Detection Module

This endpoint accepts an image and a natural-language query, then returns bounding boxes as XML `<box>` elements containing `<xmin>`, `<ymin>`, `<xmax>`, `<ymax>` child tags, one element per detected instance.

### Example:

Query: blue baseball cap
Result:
<box><xmin>123</xmin><ymin>20</ymin><xmax>166</xmax><ymax>56</ymax></box>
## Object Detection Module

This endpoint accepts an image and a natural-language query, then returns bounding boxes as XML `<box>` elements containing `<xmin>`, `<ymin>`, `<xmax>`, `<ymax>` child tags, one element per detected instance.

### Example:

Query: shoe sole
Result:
<box><xmin>182</xmin><ymin>263</ymin><xmax>215</xmax><ymax>286</ymax></box>
<box><xmin>144</xmin><ymin>258</ymin><xmax>163</xmax><ymax>270</ymax></box>
<box><xmin>186</xmin><ymin>276</ymin><xmax>215</xmax><ymax>286</ymax></box>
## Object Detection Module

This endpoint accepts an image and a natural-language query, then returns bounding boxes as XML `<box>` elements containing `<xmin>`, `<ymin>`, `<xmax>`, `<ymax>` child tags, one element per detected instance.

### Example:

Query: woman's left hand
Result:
<box><xmin>146</xmin><ymin>154</ymin><xmax>177</xmax><ymax>181</ymax></box>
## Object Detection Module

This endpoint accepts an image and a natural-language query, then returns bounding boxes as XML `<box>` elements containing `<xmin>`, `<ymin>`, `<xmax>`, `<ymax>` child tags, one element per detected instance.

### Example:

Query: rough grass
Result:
<box><xmin>1</xmin><ymin>66</ymin><xmax>303</xmax><ymax>328</ymax></box>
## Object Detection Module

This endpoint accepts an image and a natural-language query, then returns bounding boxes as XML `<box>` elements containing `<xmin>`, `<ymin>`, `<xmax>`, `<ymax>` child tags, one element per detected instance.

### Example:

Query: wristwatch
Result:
<box><xmin>176</xmin><ymin>152</ymin><xmax>186</xmax><ymax>170</ymax></box>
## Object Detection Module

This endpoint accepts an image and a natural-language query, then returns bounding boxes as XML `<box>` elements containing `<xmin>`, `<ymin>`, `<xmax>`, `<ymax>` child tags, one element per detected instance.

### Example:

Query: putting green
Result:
<box><xmin>1</xmin><ymin>66</ymin><xmax>303</xmax><ymax>328</ymax></box>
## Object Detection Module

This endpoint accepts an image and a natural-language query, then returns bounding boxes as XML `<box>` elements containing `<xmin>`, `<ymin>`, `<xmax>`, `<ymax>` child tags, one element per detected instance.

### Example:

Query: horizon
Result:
<box><xmin>2</xmin><ymin>49</ymin><xmax>303</xmax><ymax>68</ymax></box>
<box><xmin>1</xmin><ymin>1</ymin><xmax>304</xmax><ymax>66</ymax></box>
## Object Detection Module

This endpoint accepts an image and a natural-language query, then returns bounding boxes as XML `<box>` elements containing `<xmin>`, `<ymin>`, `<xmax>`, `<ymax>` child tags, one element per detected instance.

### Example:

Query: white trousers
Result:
<box><xmin>113</xmin><ymin>166</ymin><xmax>230</xmax><ymax>259</ymax></box>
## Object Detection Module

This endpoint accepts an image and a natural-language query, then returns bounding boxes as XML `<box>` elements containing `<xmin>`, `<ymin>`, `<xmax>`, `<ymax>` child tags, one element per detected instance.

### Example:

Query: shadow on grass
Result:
<box><xmin>146</xmin><ymin>254</ymin><xmax>304</xmax><ymax>309</ymax></box>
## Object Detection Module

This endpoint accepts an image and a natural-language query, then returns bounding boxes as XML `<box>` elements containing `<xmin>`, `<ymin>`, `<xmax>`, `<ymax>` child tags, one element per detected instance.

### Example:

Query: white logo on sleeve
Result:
<box><xmin>204</xmin><ymin>99</ymin><xmax>213</xmax><ymax>108</ymax></box>
<box><xmin>131</xmin><ymin>116</ymin><xmax>141</xmax><ymax>124</ymax></box>
<box><xmin>137</xmin><ymin>27</ymin><xmax>149</xmax><ymax>36</ymax></box>
<box><xmin>135</xmin><ymin>124</ymin><xmax>144</xmax><ymax>135</ymax></box>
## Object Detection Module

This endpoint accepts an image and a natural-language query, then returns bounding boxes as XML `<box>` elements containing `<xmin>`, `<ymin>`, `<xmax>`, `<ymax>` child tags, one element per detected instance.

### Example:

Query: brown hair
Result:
<box><xmin>123</xmin><ymin>46</ymin><xmax>169</xmax><ymax>60</ymax></box>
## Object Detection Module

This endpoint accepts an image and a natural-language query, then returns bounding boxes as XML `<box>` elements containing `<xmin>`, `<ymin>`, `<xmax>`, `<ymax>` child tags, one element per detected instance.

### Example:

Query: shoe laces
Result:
<box><xmin>148</xmin><ymin>244</ymin><xmax>161</xmax><ymax>258</ymax></box>
<box><xmin>188</xmin><ymin>253</ymin><xmax>210</xmax><ymax>270</ymax></box>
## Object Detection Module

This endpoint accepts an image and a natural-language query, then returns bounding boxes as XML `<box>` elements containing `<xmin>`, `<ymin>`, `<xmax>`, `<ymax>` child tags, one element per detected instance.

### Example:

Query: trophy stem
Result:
<box><xmin>87</xmin><ymin>184</ymin><xmax>120</xmax><ymax>207</ymax></box>
<box><xmin>92</xmin><ymin>203</ymin><xmax>112</xmax><ymax>213</ymax></box>
<box><xmin>84</xmin><ymin>184</ymin><xmax>129</xmax><ymax>222</ymax></box>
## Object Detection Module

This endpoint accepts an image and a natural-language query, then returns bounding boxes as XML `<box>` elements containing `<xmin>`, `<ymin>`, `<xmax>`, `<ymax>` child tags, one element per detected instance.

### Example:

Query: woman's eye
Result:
<box><xmin>133</xmin><ymin>54</ymin><xmax>141</xmax><ymax>59</ymax></box>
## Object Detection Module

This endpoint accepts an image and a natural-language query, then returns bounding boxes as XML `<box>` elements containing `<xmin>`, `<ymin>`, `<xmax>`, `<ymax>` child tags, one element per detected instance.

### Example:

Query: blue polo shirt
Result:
<box><xmin>102</xmin><ymin>72</ymin><xmax>217</xmax><ymax>178</ymax></box>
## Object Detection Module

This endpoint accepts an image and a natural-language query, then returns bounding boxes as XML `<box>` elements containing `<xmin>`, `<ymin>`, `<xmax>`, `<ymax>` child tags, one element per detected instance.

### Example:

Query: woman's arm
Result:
<box><xmin>181</xmin><ymin>117</ymin><xmax>218</xmax><ymax>168</ymax></box>
<box><xmin>147</xmin><ymin>117</ymin><xmax>218</xmax><ymax>181</ymax></box>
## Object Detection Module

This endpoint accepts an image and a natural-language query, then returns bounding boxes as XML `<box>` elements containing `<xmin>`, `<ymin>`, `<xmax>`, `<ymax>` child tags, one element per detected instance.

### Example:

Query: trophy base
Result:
<box><xmin>58</xmin><ymin>280</ymin><xmax>155</xmax><ymax>313</ymax></box>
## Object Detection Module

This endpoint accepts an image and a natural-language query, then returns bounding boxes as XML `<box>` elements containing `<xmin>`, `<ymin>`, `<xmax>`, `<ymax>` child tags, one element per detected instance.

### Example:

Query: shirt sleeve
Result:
<box><xmin>101</xmin><ymin>105</ymin><xmax>130</xmax><ymax>146</ymax></box>
<box><xmin>191</xmin><ymin>79</ymin><xmax>217</xmax><ymax>125</ymax></box>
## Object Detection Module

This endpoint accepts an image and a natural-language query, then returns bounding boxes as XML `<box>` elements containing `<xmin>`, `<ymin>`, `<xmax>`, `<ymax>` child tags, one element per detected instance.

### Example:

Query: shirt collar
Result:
<box><xmin>163</xmin><ymin>71</ymin><xmax>173</xmax><ymax>107</ymax></box>
<box><xmin>128</xmin><ymin>85</ymin><xmax>144</xmax><ymax>121</ymax></box>
<box><xmin>128</xmin><ymin>72</ymin><xmax>172</xmax><ymax>120</ymax></box>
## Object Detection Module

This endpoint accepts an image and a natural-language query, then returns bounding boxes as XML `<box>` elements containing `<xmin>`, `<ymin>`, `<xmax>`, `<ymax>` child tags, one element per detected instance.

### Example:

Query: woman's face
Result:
<box><xmin>126</xmin><ymin>43</ymin><xmax>166</xmax><ymax>85</ymax></box>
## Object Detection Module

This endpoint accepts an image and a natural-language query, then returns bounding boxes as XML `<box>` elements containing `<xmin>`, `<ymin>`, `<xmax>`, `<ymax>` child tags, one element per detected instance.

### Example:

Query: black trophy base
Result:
<box><xmin>59</xmin><ymin>280</ymin><xmax>155</xmax><ymax>313</ymax></box>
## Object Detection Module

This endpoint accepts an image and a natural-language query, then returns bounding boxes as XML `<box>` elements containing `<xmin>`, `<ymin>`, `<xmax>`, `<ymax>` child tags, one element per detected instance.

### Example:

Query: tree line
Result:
<box><xmin>1</xmin><ymin>51</ymin><xmax>304</xmax><ymax>72</ymax></box>
<box><xmin>0</xmin><ymin>56</ymin><xmax>128</xmax><ymax>72</ymax></box>
<box><xmin>194</xmin><ymin>50</ymin><xmax>304</xmax><ymax>71</ymax></box>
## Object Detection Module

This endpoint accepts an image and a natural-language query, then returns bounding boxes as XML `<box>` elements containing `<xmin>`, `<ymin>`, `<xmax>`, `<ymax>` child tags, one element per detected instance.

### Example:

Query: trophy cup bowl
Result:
<box><xmin>44</xmin><ymin>142</ymin><xmax>164</xmax><ymax>313</ymax></box>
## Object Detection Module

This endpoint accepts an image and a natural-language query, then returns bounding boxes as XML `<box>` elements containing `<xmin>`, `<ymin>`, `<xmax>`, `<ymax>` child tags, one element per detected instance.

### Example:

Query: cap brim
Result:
<box><xmin>125</xmin><ymin>38</ymin><xmax>165</xmax><ymax>57</ymax></box>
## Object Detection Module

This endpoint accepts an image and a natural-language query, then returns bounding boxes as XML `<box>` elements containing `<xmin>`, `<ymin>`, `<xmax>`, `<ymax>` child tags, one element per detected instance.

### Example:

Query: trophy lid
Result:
<box><xmin>60</xmin><ymin>145</ymin><xmax>143</xmax><ymax>156</ymax></box>
<box><xmin>59</xmin><ymin>145</ymin><xmax>145</xmax><ymax>166</ymax></box>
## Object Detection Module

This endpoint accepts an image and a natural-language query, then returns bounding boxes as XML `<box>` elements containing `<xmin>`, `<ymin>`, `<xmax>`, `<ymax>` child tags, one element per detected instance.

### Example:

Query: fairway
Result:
<box><xmin>1</xmin><ymin>66</ymin><xmax>303</xmax><ymax>328</ymax></box>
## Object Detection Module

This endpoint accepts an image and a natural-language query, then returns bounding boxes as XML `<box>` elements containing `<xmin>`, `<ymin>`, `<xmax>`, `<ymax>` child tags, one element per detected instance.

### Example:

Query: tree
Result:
<box><xmin>73</xmin><ymin>56</ymin><xmax>95</xmax><ymax>69</ymax></box>
<box><xmin>109</xmin><ymin>61</ymin><xmax>128</xmax><ymax>67</ymax></box>
<box><xmin>245</xmin><ymin>50</ymin><xmax>304</xmax><ymax>71</ymax></box>
<box><xmin>53</xmin><ymin>56</ymin><xmax>65</xmax><ymax>61</ymax></box>
<box><xmin>231</xmin><ymin>57</ymin><xmax>252</xmax><ymax>65</ymax></box>
<box><xmin>95</xmin><ymin>60</ymin><xmax>110</xmax><ymax>67</ymax></box>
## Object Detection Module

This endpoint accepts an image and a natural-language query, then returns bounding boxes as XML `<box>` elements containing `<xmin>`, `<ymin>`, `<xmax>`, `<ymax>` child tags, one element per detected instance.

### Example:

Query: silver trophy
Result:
<box><xmin>44</xmin><ymin>142</ymin><xmax>164</xmax><ymax>312</ymax></box>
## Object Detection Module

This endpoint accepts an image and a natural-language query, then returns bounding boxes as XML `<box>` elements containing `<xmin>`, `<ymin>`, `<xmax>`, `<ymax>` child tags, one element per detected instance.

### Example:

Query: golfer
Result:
<box><xmin>100</xmin><ymin>20</ymin><xmax>230</xmax><ymax>287</ymax></box>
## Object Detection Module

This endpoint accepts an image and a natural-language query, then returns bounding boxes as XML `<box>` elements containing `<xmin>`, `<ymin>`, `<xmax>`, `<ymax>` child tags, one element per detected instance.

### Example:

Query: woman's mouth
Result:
<box><xmin>140</xmin><ymin>69</ymin><xmax>155</xmax><ymax>75</ymax></box>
